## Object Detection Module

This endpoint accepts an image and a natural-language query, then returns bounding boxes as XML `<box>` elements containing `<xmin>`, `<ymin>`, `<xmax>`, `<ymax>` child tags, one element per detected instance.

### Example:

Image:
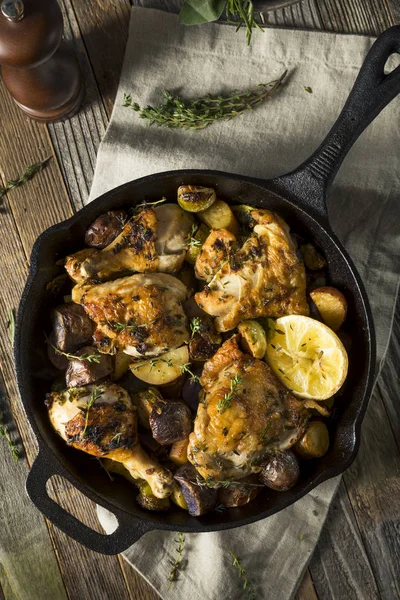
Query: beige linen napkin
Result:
<box><xmin>93</xmin><ymin>8</ymin><xmax>400</xmax><ymax>599</ymax></box>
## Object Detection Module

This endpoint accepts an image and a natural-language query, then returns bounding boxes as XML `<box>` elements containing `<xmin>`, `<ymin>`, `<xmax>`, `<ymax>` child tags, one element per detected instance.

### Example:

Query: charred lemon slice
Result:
<box><xmin>265</xmin><ymin>315</ymin><xmax>348</xmax><ymax>400</ymax></box>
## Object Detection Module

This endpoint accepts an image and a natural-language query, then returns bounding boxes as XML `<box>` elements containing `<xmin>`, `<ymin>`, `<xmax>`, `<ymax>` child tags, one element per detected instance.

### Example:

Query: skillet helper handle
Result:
<box><xmin>26</xmin><ymin>451</ymin><xmax>152</xmax><ymax>555</ymax></box>
<box><xmin>272</xmin><ymin>25</ymin><xmax>400</xmax><ymax>219</ymax></box>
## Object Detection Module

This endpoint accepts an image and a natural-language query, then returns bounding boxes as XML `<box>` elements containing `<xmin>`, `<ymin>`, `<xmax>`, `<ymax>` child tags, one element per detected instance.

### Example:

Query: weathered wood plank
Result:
<box><xmin>315</xmin><ymin>0</ymin><xmax>393</xmax><ymax>34</ymax></box>
<box><xmin>295</xmin><ymin>570</ymin><xmax>318</xmax><ymax>600</ymax></box>
<box><xmin>0</xmin><ymin>378</ymin><xmax>67</xmax><ymax>600</ymax></box>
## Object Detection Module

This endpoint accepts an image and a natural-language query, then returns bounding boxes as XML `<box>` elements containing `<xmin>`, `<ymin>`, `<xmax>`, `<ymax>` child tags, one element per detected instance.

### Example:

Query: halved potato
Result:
<box><xmin>238</xmin><ymin>320</ymin><xmax>267</xmax><ymax>359</ymax></box>
<box><xmin>309</xmin><ymin>286</ymin><xmax>347</xmax><ymax>332</ymax></box>
<box><xmin>185</xmin><ymin>223</ymin><xmax>210</xmax><ymax>265</ymax></box>
<box><xmin>231</xmin><ymin>204</ymin><xmax>256</xmax><ymax>229</ymax></box>
<box><xmin>171</xmin><ymin>483</ymin><xmax>188</xmax><ymax>510</ymax></box>
<box><xmin>169</xmin><ymin>437</ymin><xmax>189</xmax><ymax>466</ymax></box>
<box><xmin>178</xmin><ymin>185</ymin><xmax>216</xmax><ymax>213</ymax></box>
<box><xmin>300</xmin><ymin>243</ymin><xmax>326</xmax><ymax>271</ymax></box>
<box><xmin>112</xmin><ymin>352</ymin><xmax>134</xmax><ymax>380</ymax></box>
<box><xmin>295</xmin><ymin>421</ymin><xmax>330</xmax><ymax>459</ymax></box>
<box><xmin>197</xmin><ymin>199</ymin><xmax>239</xmax><ymax>235</ymax></box>
<box><xmin>130</xmin><ymin>346</ymin><xmax>190</xmax><ymax>385</ymax></box>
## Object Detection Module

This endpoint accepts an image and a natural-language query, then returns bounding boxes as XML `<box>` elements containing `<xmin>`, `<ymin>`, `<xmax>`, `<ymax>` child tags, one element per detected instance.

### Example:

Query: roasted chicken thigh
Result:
<box><xmin>72</xmin><ymin>272</ymin><xmax>189</xmax><ymax>357</ymax></box>
<box><xmin>46</xmin><ymin>382</ymin><xmax>174</xmax><ymax>498</ymax></box>
<box><xmin>188</xmin><ymin>336</ymin><xmax>308</xmax><ymax>482</ymax></box>
<box><xmin>195</xmin><ymin>208</ymin><xmax>309</xmax><ymax>331</ymax></box>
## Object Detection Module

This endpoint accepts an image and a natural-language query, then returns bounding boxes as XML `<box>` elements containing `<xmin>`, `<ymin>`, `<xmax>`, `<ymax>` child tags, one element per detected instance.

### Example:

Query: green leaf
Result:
<box><xmin>179</xmin><ymin>0</ymin><xmax>227</xmax><ymax>25</ymax></box>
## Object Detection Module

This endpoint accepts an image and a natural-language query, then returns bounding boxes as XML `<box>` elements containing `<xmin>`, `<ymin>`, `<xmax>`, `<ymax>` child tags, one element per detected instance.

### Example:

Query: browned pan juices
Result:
<box><xmin>16</xmin><ymin>27</ymin><xmax>400</xmax><ymax>554</ymax></box>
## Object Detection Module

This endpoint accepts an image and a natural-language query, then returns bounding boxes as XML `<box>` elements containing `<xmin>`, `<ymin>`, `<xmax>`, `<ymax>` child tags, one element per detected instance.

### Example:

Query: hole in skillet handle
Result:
<box><xmin>26</xmin><ymin>450</ymin><xmax>152</xmax><ymax>555</ymax></box>
<box><xmin>270</xmin><ymin>26</ymin><xmax>400</xmax><ymax>221</ymax></box>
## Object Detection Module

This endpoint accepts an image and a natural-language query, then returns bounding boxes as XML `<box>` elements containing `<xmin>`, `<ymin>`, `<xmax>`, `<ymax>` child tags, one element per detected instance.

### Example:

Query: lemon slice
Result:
<box><xmin>265</xmin><ymin>315</ymin><xmax>348</xmax><ymax>400</ymax></box>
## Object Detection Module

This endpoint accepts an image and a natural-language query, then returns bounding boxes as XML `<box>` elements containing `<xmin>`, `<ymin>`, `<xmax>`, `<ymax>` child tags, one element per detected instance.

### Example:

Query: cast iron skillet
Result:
<box><xmin>16</xmin><ymin>27</ymin><xmax>400</xmax><ymax>555</ymax></box>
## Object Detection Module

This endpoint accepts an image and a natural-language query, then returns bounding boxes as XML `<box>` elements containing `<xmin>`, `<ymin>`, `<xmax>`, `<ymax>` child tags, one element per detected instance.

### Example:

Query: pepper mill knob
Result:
<box><xmin>0</xmin><ymin>0</ymin><xmax>84</xmax><ymax>122</ymax></box>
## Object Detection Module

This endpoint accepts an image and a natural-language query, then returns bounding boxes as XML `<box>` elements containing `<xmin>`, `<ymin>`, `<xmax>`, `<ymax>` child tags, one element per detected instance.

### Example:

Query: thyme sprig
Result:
<box><xmin>226</xmin><ymin>0</ymin><xmax>263</xmax><ymax>45</ymax></box>
<box><xmin>180</xmin><ymin>363</ymin><xmax>200</xmax><ymax>384</ymax></box>
<box><xmin>168</xmin><ymin>532</ymin><xmax>186</xmax><ymax>587</ymax></box>
<box><xmin>228</xmin><ymin>550</ymin><xmax>256</xmax><ymax>600</ymax></box>
<box><xmin>186</xmin><ymin>223</ymin><xmax>202</xmax><ymax>248</ymax></box>
<box><xmin>8</xmin><ymin>309</ymin><xmax>15</xmax><ymax>346</ymax></box>
<box><xmin>82</xmin><ymin>387</ymin><xmax>104</xmax><ymax>436</ymax></box>
<box><xmin>190</xmin><ymin>317</ymin><xmax>202</xmax><ymax>337</ymax></box>
<box><xmin>0</xmin><ymin>157</ymin><xmax>51</xmax><ymax>200</ymax></box>
<box><xmin>123</xmin><ymin>71</ymin><xmax>287</xmax><ymax>131</ymax></box>
<box><xmin>0</xmin><ymin>418</ymin><xmax>19</xmax><ymax>462</ymax></box>
<box><xmin>47</xmin><ymin>337</ymin><xmax>101</xmax><ymax>364</ymax></box>
<box><xmin>217</xmin><ymin>373</ymin><xmax>243</xmax><ymax>414</ymax></box>
<box><xmin>133</xmin><ymin>197</ymin><xmax>167</xmax><ymax>213</ymax></box>
<box><xmin>195</xmin><ymin>475</ymin><xmax>264</xmax><ymax>489</ymax></box>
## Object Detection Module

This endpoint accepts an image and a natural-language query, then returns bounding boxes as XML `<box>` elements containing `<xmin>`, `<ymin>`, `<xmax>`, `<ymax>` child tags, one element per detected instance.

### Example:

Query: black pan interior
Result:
<box><xmin>17</xmin><ymin>170</ymin><xmax>374</xmax><ymax>532</ymax></box>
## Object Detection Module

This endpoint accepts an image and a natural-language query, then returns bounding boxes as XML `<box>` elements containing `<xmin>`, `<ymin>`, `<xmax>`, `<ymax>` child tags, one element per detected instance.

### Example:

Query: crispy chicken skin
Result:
<box><xmin>195</xmin><ymin>229</ymin><xmax>237</xmax><ymax>282</ymax></box>
<box><xmin>66</xmin><ymin>204</ymin><xmax>193</xmax><ymax>282</ymax></box>
<box><xmin>72</xmin><ymin>273</ymin><xmax>189</xmax><ymax>357</ymax></box>
<box><xmin>188</xmin><ymin>336</ymin><xmax>308</xmax><ymax>482</ymax></box>
<box><xmin>46</xmin><ymin>382</ymin><xmax>174</xmax><ymax>498</ymax></box>
<box><xmin>195</xmin><ymin>208</ymin><xmax>309</xmax><ymax>331</ymax></box>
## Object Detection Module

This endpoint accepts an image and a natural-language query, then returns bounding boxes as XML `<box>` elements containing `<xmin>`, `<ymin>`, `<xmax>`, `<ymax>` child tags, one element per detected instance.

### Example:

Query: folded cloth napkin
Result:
<box><xmin>92</xmin><ymin>8</ymin><xmax>400</xmax><ymax>599</ymax></box>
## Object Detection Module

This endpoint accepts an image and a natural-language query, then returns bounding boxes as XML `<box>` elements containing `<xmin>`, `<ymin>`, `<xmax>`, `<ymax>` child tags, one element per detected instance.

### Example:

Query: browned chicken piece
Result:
<box><xmin>46</xmin><ymin>382</ymin><xmax>174</xmax><ymax>498</ymax></box>
<box><xmin>65</xmin><ymin>248</ymin><xmax>98</xmax><ymax>284</ymax></box>
<box><xmin>195</xmin><ymin>208</ymin><xmax>309</xmax><ymax>331</ymax></box>
<box><xmin>195</xmin><ymin>229</ymin><xmax>237</xmax><ymax>282</ymax></box>
<box><xmin>188</xmin><ymin>336</ymin><xmax>308</xmax><ymax>483</ymax></box>
<box><xmin>72</xmin><ymin>273</ymin><xmax>189</xmax><ymax>358</ymax></box>
<box><xmin>66</xmin><ymin>204</ymin><xmax>194</xmax><ymax>282</ymax></box>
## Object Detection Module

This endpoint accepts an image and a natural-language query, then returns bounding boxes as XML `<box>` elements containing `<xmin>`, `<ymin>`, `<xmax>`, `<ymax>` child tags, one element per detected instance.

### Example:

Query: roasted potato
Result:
<box><xmin>231</xmin><ymin>204</ymin><xmax>257</xmax><ymax>229</ymax></box>
<box><xmin>84</xmin><ymin>210</ymin><xmax>127</xmax><ymax>248</ymax></box>
<box><xmin>51</xmin><ymin>303</ymin><xmax>94</xmax><ymax>352</ymax></box>
<box><xmin>238</xmin><ymin>320</ymin><xmax>267</xmax><ymax>359</ymax></box>
<box><xmin>169</xmin><ymin>437</ymin><xmax>189</xmax><ymax>466</ymax></box>
<box><xmin>259</xmin><ymin>451</ymin><xmax>300</xmax><ymax>491</ymax></box>
<box><xmin>136</xmin><ymin>481</ymin><xmax>171</xmax><ymax>512</ymax></box>
<box><xmin>178</xmin><ymin>185</ymin><xmax>216</xmax><ymax>213</ymax></box>
<box><xmin>65</xmin><ymin>346</ymin><xmax>113</xmax><ymax>387</ymax></box>
<box><xmin>130</xmin><ymin>345</ymin><xmax>190</xmax><ymax>386</ymax></box>
<box><xmin>309</xmin><ymin>286</ymin><xmax>347</xmax><ymax>332</ymax></box>
<box><xmin>112</xmin><ymin>352</ymin><xmax>134</xmax><ymax>380</ymax></box>
<box><xmin>303</xmin><ymin>399</ymin><xmax>330</xmax><ymax>417</ymax></box>
<box><xmin>197</xmin><ymin>200</ymin><xmax>239</xmax><ymax>235</ymax></box>
<box><xmin>149</xmin><ymin>400</ymin><xmax>192</xmax><ymax>445</ymax></box>
<box><xmin>189</xmin><ymin>316</ymin><xmax>222</xmax><ymax>362</ymax></box>
<box><xmin>47</xmin><ymin>332</ymin><xmax>69</xmax><ymax>370</ymax></box>
<box><xmin>175</xmin><ymin>262</ymin><xmax>197</xmax><ymax>295</ymax></box>
<box><xmin>171</xmin><ymin>483</ymin><xmax>189</xmax><ymax>510</ymax></box>
<box><xmin>295</xmin><ymin>421</ymin><xmax>330</xmax><ymax>459</ymax></box>
<box><xmin>174</xmin><ymin>463</ymin><xmax>217</xmax><ymax>516</ymax></box>
<box><xmin>181</xmin><ymin>370</ymin><xmax>203</xmax><ymax>412</ymax></box>
<box><xmin>218</xmin><ymin>476</ymin><xmax>261</xmax><ymax>507</ymax></box>
<box><xmin>130</xmin><ymin>387</ymin><xmax>163</xmax><ymax>429</ymax></box>
<box><xmin>300</xmin><ymin>243</ymin><xmax>326</xmax><ymax>271</ymax></box>
<box><xmin>185</xmin><ymin>223</ymin><xmax>210</xmax><ymax>265</ymax></box>
<box><xmin>138</xmin><ymin>430</ymin><xmax>162</xmax><ymax>455</ymax></box>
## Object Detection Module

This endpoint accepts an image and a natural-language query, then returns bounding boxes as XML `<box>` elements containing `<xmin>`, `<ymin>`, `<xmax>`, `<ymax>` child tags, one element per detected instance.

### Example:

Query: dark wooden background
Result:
<box><xmin>0</xmin><ymin>1</ymin><xmax>399</xmax><ymax>599</ymax></box>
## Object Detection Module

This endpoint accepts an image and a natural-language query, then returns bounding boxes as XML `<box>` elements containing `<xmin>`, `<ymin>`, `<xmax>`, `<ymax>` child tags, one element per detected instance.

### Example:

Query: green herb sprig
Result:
<box><xmin>217</xmin><ymin>373</ymin><xmax>243</xmax><ymax>413</ymax></box>
<box><xmin>0</xmin><ymin>157</ymin><xmax>51</xmax><ymax>201</ymax></box>
<box><xmin>228</xmin><ymin>550</ymin><xmax>256</xmax><ymax>600</ymax></box>
<box><xmin>47</xmin><ymin>337</ymin><xmax>101</xmax><ymax>364</ymax></box>
<box><xmin>186</xmin><ymin>223</ymin><xmax>202</xmax><ymax>248</ymax></box>
<box><xmin>168</xmin><ymin>532</ymin><xmax>186</xmax><ymax>587</ymax></box>
<box><xmin>82</xmin><ymin>387</ymin><xmax>104</xmax><ymax>437</ymax></box>
<box><xmin>226</xmin><ymin>0</ymin><xmax>263</xmax><ymax>45</ymax></box>
<box><xmin>196</xmin><ymin>475</ymin><xmax>264</xmax><ymax>489</ymax></box>
<box><xmin>180</xmin><ymin>363</ymin><xmax>200</xmax><ymax>384</ymax></box>
<box><xmin>190</xmin><ymin>317</ymin><xmax>202</xmax><ymax>337</ymax></box>
<box><xmin>123</xmin><ymin>71</ymin><xmax>287</xmax><ymax>131</ymax></box>
<box><xmin>0</xmin><ymin>418</ymin><xmax>19</xmax><ymax>462</ymax></box>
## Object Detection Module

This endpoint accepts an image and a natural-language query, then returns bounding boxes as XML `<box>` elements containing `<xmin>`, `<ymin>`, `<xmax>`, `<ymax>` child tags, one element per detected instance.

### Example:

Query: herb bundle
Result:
<box><xmin>123</xmin><ymin>71</ymin><xmax>287</xmax><ymax>131</ymax></box>
<box><xmin>0</xmin><ymin>157</ymin><xmax>50</xmax><ymax>201</ymax></box>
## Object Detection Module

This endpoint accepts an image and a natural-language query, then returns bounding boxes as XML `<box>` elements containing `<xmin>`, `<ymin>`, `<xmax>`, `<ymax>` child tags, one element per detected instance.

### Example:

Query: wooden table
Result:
<box><xmin>0</xmin><ymin>1</ymin><xmax>399</xmax><ymax>599</ymax></box>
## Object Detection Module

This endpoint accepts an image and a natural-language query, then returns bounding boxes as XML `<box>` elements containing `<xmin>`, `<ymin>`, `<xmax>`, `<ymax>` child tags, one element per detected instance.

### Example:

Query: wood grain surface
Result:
<box><xmin>0</xmin><ymin>1</ymin><xmax>399</xmax><ymax>599</ymax></box>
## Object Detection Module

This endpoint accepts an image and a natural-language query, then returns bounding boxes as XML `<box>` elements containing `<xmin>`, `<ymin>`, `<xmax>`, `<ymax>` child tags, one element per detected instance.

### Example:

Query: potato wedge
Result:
<box><xmin>197</xmin><ymin>199</ymin><xmax>239</xmax><ymax>235</ymax></box>
<box><xmin>112</xmin><ymin>352</ymin><xmax>134</xmax><ymax>380</ymax></box>
<box><xmin>130</xmin><ymin>346</ymin><xmax>190</xmax><ymax>385</ymax></box>
<box><xmin>171</xmin><ymin>483</ymin><xmax>189</xmax><ymax>510</ymax></box>
<box><xmin>131</xmin><ymin>387</ymin><xmax>163</xmax><ymax>429</ymax></box>
<box><xmin>178</xmin><ymin>185</ymin><xmax>216</xmax><ymax>213</ymax></box>
<box><xmin>295</xmin><ymin>421</ymin><xmax>330</xmax><ymax>459</ymax></box>
<box><xmin>309</xmin><ymin>286</ymin><xmax>347</xmax><ymax>332</ymax></box>
<box><xmin>238</xmin><ymin>320</ymin><xmax>267</xmax><ymax>359</ymax></box>
<box><xmin>300</xmin><ymin>243</ymin><xmax>326</xmax><ymax>271</ymax></box>
<box><xmin>231</xmin><ymin>204</ymin><xmax>257</xmax><ymax>229</ymax></box>
<box><xmin>185</xmin><ymin>223</ymin><xmax>210</xmax><ymax>265</ymax></box>
<box><xmin>169</xmin><ymin>437</ymin><xmax>189</xmax><ymax>466</ymax></box>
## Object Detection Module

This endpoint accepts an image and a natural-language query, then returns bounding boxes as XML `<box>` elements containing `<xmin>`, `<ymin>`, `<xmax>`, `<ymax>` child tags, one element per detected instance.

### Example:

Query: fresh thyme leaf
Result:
<box><xmin>195</xmin><ymin>475</ymin><xmax>264</xmax><ymax>489</ymax></box>
<box><xmin>217</xmin><ymin>373</ymin><xmax>242</xmax><ymax>413</ymax></box>
<box><xmin>134</xmin><ymin>197</ymin><xmax>167</xmax><ymax>212</ymax></box>
<box><xmin>83</xmin><ymin>387</ymin><xmax>104</xmax><ymax>437</ymax></box>
<box><xmin>0</xmin><ymin>157</ymin><xmax>51</xmax><ymax>201</ymax></box>
<box><xmin>186</xmin><ymin>223</ymin><xmax>202</xmax><ymax>248</ymax></box>
<box><xmin>190</xmin><ymin>317</ymin><xmax>202</xmax><ymax>337</ymax></box>
<box><xmin>228</xmin><ymin>550</ymin><xmax>256</xmax><ymax>600</ymax></box>
<box><xmin>8</xmin><ymin>308</ymin><xmax>15</xmax><ymax>346</ymax></box>
<box><xmin>0</xmin><ymin>416</ymin><xmax>19</xmax><ymax>462</ymax></box>
<box><xmin>46</xmin><ymin>336</ymin><xmax>101</xmax><ymax>364</ymax></box>
<box><xmin>168</xmin><ymin>532</ymin><xmax>186</xmax><ymax>587</ymax></box>
<box><xmin>299</xmin><ymin>533</ymin><xmax>304</xmax><ymax>541</ymax></box>
<box><xmin>123</xmin><ymin>71</ymin><xmax>287</xmax><ymax>131</ymax></box>
<box><xmin>304</xmin><ymin>86</ymin><xmax>313</xmax><ymax>94</ymax></box>
<box><xmin>259</xmin><ymin>421</ymin><xmax>272</xmax><ymax>443</ymax></box>
<box><xmin>226</xmin><ymin>0</ymin><xmax>263</xmax><ymax>45</ymax></box>
<box><xmin>180</xmin><ymin>362</ymin><xmax>200</xmax><ymax>383</ymax></box>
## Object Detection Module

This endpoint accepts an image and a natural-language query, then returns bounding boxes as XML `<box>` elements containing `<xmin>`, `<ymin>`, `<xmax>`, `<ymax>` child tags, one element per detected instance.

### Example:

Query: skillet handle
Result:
<box><xmin>271</xmin><ymin>25</ymin><xmax>400</xmax><ymax>221</ymax></box>
<box><xmin>26</xmin><ymin>451</ymin><xmax>153</xmax><ymax>555</ymax></box>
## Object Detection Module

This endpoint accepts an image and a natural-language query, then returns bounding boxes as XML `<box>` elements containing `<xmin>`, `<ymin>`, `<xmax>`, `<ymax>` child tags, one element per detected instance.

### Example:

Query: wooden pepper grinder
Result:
<box><xmin>0</xmin><ymin>0</ymin><xmax>84</xmax><ymax>121</ymax></box>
